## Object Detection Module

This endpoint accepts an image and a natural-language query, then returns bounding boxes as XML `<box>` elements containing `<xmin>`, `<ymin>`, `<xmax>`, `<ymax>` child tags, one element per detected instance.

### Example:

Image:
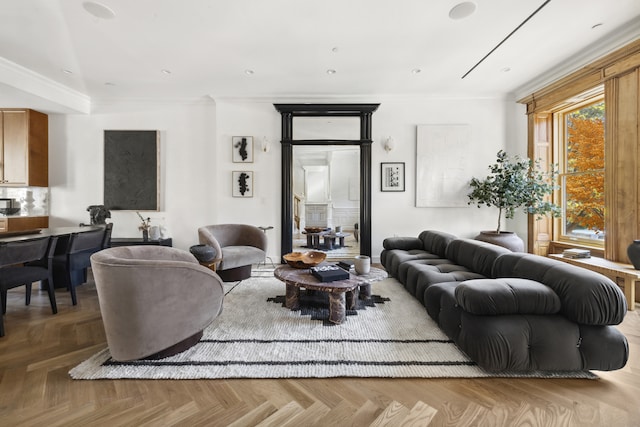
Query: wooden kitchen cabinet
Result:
<box><xmin>0</xmin><ymin>216</ymin><xmax>48</xmax><ymax>233</ymax></box>
<box><xmin>7</xmin><ymin>216</ymin><xmax>48</xmax><ymax>231</ymax></box>
<box><xmin>0</xmin><ymin>109</ymin><xmax>48</xmax><ymax>187</ymax></box>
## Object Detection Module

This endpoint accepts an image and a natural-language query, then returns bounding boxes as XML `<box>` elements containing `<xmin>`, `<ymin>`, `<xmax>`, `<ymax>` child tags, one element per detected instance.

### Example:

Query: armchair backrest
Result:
<box><xmin>198</xmin><ymin>224</ymin><xmax>267</xmax><ymax>251</ymax></box>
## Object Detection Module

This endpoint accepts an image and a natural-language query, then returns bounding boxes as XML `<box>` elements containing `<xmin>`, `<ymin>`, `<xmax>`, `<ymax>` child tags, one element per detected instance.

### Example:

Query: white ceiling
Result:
<box><xmin>1</xmin><ymin>0</ymin><xmax>640</xmax><ymax>113</ymax></box>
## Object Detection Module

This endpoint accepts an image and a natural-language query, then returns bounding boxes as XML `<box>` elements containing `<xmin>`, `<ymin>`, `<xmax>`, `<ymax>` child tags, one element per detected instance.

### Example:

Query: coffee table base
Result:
<box><xmin>286</xmin><ymin>283</ymin><xmax>358</xmax><ymax>324</ymax></box>
<box><xmin>275</xmin><ymin>265</ymin><xmax>387</xmax><ymax>325</ymax></box>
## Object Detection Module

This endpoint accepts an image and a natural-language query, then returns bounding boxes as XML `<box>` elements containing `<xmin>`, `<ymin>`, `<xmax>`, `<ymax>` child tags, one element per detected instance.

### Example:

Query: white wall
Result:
<box><xmin>47</xmin><ymin>96</ymin><xmax>528</xmax><ymax>261</ymax></box>
<box><xmin>48</xmin><ymin>99</ymin><xmax>218</xmax><ymax>250</ymax></box>
<box><xmin>214</xmin><ymin>97</ymin><xmax>527</xmax><ymax>261</ymax></box>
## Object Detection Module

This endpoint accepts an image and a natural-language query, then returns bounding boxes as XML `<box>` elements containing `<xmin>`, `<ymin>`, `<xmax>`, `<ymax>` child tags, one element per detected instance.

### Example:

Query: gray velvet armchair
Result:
<box><xmin>198</xmin><ymin>224</ymin><xmax>267</xmax><ymax>281</ymax></box>
<box><xmin>90</xmin><ymin>246</ymin><xmax>224</xmax><ymax>361</ymax></box>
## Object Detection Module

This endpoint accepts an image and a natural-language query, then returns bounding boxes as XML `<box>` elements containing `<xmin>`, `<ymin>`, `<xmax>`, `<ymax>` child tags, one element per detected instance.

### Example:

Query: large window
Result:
<box><xmin>523</xmin><ymin>39</ymin><xmax>640</xmax><ymax>260</ymax></box>
<box><xmin>555</xmin><ymin>96</ymin><xmax>605</xmax><ymax>246</ymax></box>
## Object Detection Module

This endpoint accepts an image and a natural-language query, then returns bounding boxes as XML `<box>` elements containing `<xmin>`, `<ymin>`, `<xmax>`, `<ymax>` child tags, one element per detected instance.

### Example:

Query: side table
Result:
<box><xmin>110</xmin><ymin>237</ymin><xmax>173</xmax><ymax>247</ymax></box>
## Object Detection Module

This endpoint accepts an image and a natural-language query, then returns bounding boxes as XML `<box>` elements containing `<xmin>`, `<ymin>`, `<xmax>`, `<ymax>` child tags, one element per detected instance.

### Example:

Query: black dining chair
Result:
<box><xmin>101</xmin><ymin>223</ymin><xmax>113</xmax><ymax>249</ymax></box>
<box><xmin>53</xmin><ymin>228</ymin><xmax>106</xmax><ymax>305</ymax></box>
<box><xmin>0</xmin><ymin>236</ymin><xmax>58</xmax><ymax>337</ymax></box>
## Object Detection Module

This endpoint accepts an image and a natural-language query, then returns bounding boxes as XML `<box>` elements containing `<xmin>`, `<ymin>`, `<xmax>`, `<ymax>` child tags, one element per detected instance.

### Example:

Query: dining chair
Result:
<box><xmin>101</xmin><ymin>223</ymin><xmax>113</xmax><ymax>249</ymax></box>
<box><xmin>53</xmin><ymin>228</ymin><xmax>106</xmax><ymax>305</ymax></box>
<box><xmin>0</xmin><ymin>236</ymin><xmax>58</xmax><ymax>337</ymax></box>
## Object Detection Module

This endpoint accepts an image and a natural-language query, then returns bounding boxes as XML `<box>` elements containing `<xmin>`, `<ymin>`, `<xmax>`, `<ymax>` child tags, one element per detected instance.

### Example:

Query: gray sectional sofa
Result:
<box><xmin>381</xmin><ymin>230</ymin><xmax>629</xmax><ymax>372</ymax></box>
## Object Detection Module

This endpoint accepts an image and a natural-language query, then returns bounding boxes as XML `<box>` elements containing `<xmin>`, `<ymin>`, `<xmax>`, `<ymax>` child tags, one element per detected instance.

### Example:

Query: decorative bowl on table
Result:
<box><xmin>304</xmin><ymin>227</ymin><xmax>324</xmax><ymax>233</ymax></box>
<box><xmin>283</xmin><ymin>251</ymin><xmax>327</xmax><ymax>269</ymax></box>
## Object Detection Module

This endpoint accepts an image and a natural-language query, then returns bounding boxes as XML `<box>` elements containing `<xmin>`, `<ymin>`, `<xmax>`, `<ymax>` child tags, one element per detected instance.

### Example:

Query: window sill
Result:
<box><xmin>548</xmin><ymin>240</ymin><xmax>604</xmax><ymax>258</ymax></box>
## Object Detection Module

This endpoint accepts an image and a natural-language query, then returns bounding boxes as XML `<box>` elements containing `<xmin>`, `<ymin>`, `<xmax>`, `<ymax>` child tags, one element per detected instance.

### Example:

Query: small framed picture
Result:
<box><xmin>232</xmin><ymin>171</ymin><xmax>253</xmax><ymax>197</ymax></box>
<box><xmin>381</xmin><ymin>162</ymin><xmax>405</xmax><ymax>192</ymax></box>
<box><xmin>232</xmin><ymin>136</ymin><xmax>253</xmax><ymax>163</ymax></box>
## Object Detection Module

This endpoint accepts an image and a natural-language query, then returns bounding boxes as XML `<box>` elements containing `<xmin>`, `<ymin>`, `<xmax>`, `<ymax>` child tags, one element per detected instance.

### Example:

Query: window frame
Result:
<box><xmin>552</xmin><ymin>94</ymin><xmax>605</xmax><ymax>248</ymax></box>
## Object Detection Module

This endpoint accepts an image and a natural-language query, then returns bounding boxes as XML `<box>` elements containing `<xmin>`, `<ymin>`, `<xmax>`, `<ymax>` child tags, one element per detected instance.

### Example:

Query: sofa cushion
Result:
<box><xmin>456</xmin><ymin>313</ymin><xmax>584</xmax><ymax>372</ymax></box>
<box><xmin>445</xmin><ymin>239</ymin><xmax>511</xmax><ymax>278</ymax></box>
<box><xmin>398</xmin><ymin>258</ymin><xmax>450</xmax><ymax>288</ymax></box>
<box><xmin>411</xmin><ymin>263</ymin><xmax>485</xmax><ymax>301</ymax></box>
<box><xmin>381</xmin><ymin>249</ymin><xmax>441</xmax><ymax>279</ymax></box>
<box><xmin>381</xmin><ymin>231</ymin><xmax>457</xmax><ymax>278</ymax></box>
<box><xmin>455</xmin><ymin>278</ymin><xmax>561</xmax><ymax>316</ymax></box>
<box><xmin>493</xmin><ymin>253</ymin><xmax>627</xmax><ymax>325</ymax></box>
<box><xmin>418</xmin><ymin>230</ymin><xmax>457</xmax><ymax>258</ymax></box>
<box><xmin>382</xmin><ymin>236</ymin><xmax>423</xmax><ymax>251</ymax></box>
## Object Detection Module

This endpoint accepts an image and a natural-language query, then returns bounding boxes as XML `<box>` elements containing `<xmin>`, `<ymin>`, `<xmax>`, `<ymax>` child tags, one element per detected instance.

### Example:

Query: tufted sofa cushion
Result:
<box><xmin>381</xmin><ymin>230</ymin><xmax>456</xmax><ymax>278</ymax></box>
<box><xmin>382</xmin><ymin>236</ymin><xmax>423</xmax><ymax>251</ymax></box>
<box><xmin>455</xmin><ymin>312</ymin><xmax>629</xmax><ymax>372</ymax></box>
<box><xmin>445</xmin><ymin>239</ymin><xmax>512</xmax><ymax>278</ymax></box>
<box><xmin>400</xmin><ymin>238</ymin><xmax>510</xmax><ymax>304</ymax></box>
<box><xmin>418</xmin><ymin>230</ymin><xmax>456</xmax><ymax>257</ymax></box>
<box><xmin>457</xmin><ymin>313</ymin><xmax>585</xmax><ymax>371</ymax></box>
<box><xmin>493</xmin><ymin>253</ymin><xmax>627</xmax><ymax>325</ymax></box>
<box><xmin>455</xmin><ymin>278</ymin><xmax>561</xmax><ymax>316</ymax></box>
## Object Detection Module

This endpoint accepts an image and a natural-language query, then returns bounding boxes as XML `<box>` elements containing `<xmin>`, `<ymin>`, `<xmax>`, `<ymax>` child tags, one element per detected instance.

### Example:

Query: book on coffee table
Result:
<box><xmin>337</xmin><ymin>260</ymin><xmax>354</xmax><ymax>271</ymax></box>
<box><xmin>311</xmin><ymin>265</ymin><xmax>350</xmax><ymax>282</ymax></box>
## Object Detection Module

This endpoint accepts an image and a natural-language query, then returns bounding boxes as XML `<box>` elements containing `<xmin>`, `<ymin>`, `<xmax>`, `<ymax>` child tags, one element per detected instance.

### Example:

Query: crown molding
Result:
<box><xmin>513</xmin><ymin>17</ymin><xmax>640</xmax><ymax>100</ymax></box>
<box><xmin>0</xmin><ymin>57</ymin><xmax>90</xmax><ymax>114</ymax></box>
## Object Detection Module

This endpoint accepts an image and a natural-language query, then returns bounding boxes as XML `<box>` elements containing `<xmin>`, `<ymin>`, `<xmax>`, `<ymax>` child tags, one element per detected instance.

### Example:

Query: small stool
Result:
<box><xmin>257</xmin><ymin>226</ymin><xmax>275</xmax><ymax>268</ymax></box>
<box><xmin>189</xmin><ymin>244</ymin><xmax>220</xmax><ymax>271</ymax></box>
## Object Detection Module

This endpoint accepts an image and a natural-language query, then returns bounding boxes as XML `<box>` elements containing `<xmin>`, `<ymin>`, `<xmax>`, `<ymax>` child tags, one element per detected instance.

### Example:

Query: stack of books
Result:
<box><xmin>563</xmin><ymin>248</ymin><xmax>591</xmax><ymax>259</ymax></box>
<box><xmin>311</xmin><ymin>265</ymin><xmax>350</xmax><ymax>282</ymax></box>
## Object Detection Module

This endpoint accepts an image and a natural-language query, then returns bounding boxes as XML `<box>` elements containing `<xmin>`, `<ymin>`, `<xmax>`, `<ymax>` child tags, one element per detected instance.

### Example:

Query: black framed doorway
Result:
<box><xmin>274</xmin><ymin>103</ymin><xmax>380</xmax><ymax>260</ymax></box>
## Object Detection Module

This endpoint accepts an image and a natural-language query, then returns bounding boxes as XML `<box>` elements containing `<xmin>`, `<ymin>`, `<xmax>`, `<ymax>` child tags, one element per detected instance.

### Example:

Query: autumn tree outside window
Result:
<box><xmin>556</xmin><ymin>97</ymin><xmax>605</xmax><ymax>245</ymax></box>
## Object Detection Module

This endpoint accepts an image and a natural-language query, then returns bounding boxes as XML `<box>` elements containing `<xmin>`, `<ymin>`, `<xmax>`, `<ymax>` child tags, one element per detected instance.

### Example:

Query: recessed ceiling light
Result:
<box><xmin>161</xmin><ymin>69</ymin><xmax>172</xmax><ymax>75</ymax></box>
<box><xmin>82</xmin><ymin>1</ymin><xmax>116</xmax><ymax>19</ymax></box>
<box><xmin>326</xmin><ymin>69</ymin><xmax>337</xmax><ymax>75</ymax></box>
<box><xmin>62</xmin><ymin>69</ymin><xmax>73</xmax><ymax>75</ymax></box>
<box><xmin>104</xmin><ymin>82</ymin><xmax>116</xmax><ymax>86</ymax></box>
<box><xmin>411</xmin><ymin>68</ymin><xmax>422</xmax><ymax>74</ymax></box>
<box><xmin>331</xmin><ymin>47</ymin><xmax>339</xmax><ymax>53</ymax></box>
<box><xmin>592</xmin><ymin>23</ymin><xmax>603</xmax><ymax>30</ymax></box>
<box><xmin>501</xmin><ymin>67</ymin><xmax>511</xmax><ymax>73</ymax></box>
<box><xmin>244</xmin><ymin>69</ymin><xmax>255</xmax><ymax>75</ymax></box>
<box><xmin>449</xmin><ymin>2</ymin><xmax>476</xmax><ymax>20</ymax></box>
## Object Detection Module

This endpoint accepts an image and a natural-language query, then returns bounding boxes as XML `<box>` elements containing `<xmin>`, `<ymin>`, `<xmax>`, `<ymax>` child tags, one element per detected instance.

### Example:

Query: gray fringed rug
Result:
<box><xmin>70</xmin><ymin>276</ymin><xmax>597</xmax><ymax>380</ymax></box>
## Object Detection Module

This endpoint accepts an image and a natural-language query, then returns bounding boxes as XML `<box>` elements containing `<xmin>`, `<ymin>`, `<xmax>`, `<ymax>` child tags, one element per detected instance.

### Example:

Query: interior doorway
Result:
<box><xmin>274</xmin><ymin>103</ymin><xmax>379</xmax><ymax>261</ymax></box>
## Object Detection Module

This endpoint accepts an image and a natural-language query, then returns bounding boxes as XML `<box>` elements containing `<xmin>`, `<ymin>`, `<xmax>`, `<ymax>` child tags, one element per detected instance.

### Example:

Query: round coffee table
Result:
<box><xmin>274</xmin><ymin>265</ymin><xmax>387</xmax><ymax>324</ymax></box>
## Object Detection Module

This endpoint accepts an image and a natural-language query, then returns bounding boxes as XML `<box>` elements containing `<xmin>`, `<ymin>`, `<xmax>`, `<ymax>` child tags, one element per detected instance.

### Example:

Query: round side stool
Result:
<box><xmin>189</xmin><ymin>244</ymin><xmax>220</xmax><ymax>271</ymax></box>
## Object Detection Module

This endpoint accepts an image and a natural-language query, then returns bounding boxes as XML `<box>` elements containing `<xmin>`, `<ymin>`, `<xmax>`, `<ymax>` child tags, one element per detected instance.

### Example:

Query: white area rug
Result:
<box><xmin>70</xmin><ymin>276</ymin><xmax>597</xmax><ymax>379</ymax></box>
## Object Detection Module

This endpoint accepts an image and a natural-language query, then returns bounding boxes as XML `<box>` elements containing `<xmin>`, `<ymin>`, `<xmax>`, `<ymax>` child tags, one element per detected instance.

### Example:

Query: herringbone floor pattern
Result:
<box><xmin>1</xmin><ymin>275</ymin><xmax>638</xmax><ymax>426</ymax></box>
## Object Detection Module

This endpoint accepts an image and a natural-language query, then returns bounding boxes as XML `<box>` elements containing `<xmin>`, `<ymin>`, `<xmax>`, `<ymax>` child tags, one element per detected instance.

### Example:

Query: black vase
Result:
<box><xmin>627</xmin><ymin>240</ymin><xmax>640</xmax><ymax>270</ymax></box>
<box><xmin>142</xmin><ymin>229</ymin><xmax>149</xmax><ymax>242</ymax></box>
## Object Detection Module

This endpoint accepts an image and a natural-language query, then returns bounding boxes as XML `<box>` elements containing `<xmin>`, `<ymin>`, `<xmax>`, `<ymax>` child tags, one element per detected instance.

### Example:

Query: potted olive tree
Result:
<box><xmin>467</xmin><ymin>150</ymin><xmax>561</xmax><ymax>251</ymax></box>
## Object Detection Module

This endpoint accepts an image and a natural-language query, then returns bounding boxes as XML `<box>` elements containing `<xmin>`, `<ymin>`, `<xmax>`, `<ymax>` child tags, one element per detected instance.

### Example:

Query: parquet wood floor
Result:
<box><xmin>0</xmin><ymin>274</ymin><xmax>638</xmax><ymax>427</ymax></box>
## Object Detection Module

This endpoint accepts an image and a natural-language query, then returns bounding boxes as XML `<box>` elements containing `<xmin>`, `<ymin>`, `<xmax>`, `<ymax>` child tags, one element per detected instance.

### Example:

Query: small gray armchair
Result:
<box><xmin>198</xmin><ymin>224</ymin><xmax>267</xmax><ymax>281</ymax></box>
<box><xmin>90</xmin><ymin>246</ymin><xmax>224</xmax><ymax>361</ymax></box>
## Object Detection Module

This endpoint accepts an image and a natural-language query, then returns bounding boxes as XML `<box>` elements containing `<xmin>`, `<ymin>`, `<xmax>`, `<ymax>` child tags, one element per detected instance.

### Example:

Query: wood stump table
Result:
<box><xmin>274</xmin><ymin>265</ymin><xmax>388</xmax><ymax>324</ymax></box>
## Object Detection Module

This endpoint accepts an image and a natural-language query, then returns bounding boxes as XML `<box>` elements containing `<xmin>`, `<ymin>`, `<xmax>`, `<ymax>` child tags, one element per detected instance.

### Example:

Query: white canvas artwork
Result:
<box><xmin>415</xmin><ymin>125</ymin><xmax>471</xmax><ymax>207</ymax></box>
